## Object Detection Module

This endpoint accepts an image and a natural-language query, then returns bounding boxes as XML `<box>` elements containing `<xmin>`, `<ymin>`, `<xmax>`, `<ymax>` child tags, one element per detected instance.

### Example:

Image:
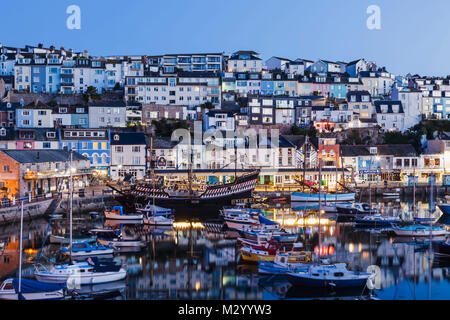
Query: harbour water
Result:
<box><xmin>0</xmin><ymin>195</ymin><xmax>449</xmax><ymax>300</ymax></box>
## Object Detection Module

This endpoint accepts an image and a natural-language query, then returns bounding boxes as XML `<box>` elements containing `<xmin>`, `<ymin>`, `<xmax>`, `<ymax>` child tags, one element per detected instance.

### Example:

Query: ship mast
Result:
<box><xmin>188</xmin><ymin>127</ymin><xmax>193</xmax><ymax>198</ymax></box>
<box><xmin>69</xmin><ymin>150</ymin><xmax>73</xmax><ymax>263</ymax></box>
<box><xmin>150</xmin><ymin>136</ymin><xmax>155</xmax><ymax>206</ymax></box>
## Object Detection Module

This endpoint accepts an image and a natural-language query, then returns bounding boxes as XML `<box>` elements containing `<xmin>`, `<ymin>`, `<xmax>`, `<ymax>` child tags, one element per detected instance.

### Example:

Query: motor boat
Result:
<box><xmin>34</xmin><ymin>258</ymin><xmax>127</xmax><ymax>285</ymax></box>
<box><xmin>336</xmin><ymin>203</ymin><xmax>377</xmax><ymax>222</ymax></box>
<box><xmin>49</xmin><ymin>234</ymin><xmax>97</xmax><ymax>245</ymax></box>
<box><xmin>286</xmin><ymin>263</ymin><xmax>372</xmax><ymax>288</ymax></box>
<box><xmin>240</xmin><ymin>242</ymin><xmax>310</xmax><ymax>263</ymax></box>
<box><xmin>0</xmin><ymin>278</ymin><xmax>65</xmax><ymax>300</ymax></box>
<box><xmin>144</xmin><ymin>215</ymin><xmax>174</xmax><ymax>226</ymax></box>
<box><xmin>392</xmin><ymin>225</ymin><xmax>447</xmax><ymax>237</ymax></box>
<box><xmin>60</xmin><ymin>241</ymin><xmax>114</xmax><ymax>257</ymax></box>
<box><xmin>138</xmin><ymin>203</ymin><xmax>175</xmax><ymax>226</ymax></box>
<box><xmin>136</xmin><ymin>203</ymin><xmax>174</xmax><ymax>217</ymax></box>
<box><xmin>354</xmin><ymin>214</ymin><xmax>400</xmax><ymax>227</ymax></box>
<box><xmin>291</xmin><ymin>192</ymin><xmax>355</xmax><ymax>203</ymax></box>
<box><xmin>258</xmin><ymin>252</ymin><xmax>312</xmax><ymax>275</ymax></box>
<box><xmin>222</xmin><ymin>210</ymin><xmax>261</xmax><ymax>231</ymax></box>
<box><xmin>104</xmin><ymin>206</ymin><xmax>143</xmax><ymax>221</ymax></box>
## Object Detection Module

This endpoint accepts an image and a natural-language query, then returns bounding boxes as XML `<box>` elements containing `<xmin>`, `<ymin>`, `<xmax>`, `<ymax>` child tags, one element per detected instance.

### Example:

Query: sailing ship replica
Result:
<box><xmin>110</xmin><ymin>134</ymin><xmax>260</xmax><ymax>214</ymax></box>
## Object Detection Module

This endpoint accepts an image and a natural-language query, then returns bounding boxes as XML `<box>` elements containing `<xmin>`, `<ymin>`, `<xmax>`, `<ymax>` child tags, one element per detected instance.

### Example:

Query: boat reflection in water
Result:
<box><xmin>1</xmin><ymin>198</ymin><xmax>450</xmax><ymax>300</ymax></box>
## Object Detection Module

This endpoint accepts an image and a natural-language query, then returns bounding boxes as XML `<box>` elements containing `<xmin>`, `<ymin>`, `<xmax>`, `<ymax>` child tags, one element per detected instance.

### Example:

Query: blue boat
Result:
<box><xmin>438</xmin><ymin>204</ymin><xmax>450</xmax><ymax>216</ymax></box>
<box><xmin>393</xmin><ymin>225</ymin><xmax>447</xmax><ymax>237</ymax></box>
<box><xmin>354</xmin><ymin>214</ymin><xmax>400</xmax><ymax>227</ymax></box>
<box><xmin>291</xmin><ymin>192</ymin><xmax>355</xmax><ymax>203</ymax></box>
<box><xmin>60</xmin><ymin>241</ymin><xmax>114</xmax><ymax>257</ymax></box>
<box><xmin>286</xmin><ymin>263</ymin><xmax>372</xmax><ymax>288</ymax></box>
<box><xmin>0</xmin><ymin>278</ymin><xmax>65</xmax><ymax>300</ymax></box>
<box><xmin>258</xmin><ymin>252</ymin><xmax>311</xmax><ymax>275</ymax></box>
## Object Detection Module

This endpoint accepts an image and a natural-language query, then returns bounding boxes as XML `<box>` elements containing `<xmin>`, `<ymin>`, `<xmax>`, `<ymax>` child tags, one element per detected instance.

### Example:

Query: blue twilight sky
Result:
<box><xmin>2</xmin><ymin>0</ymin><xmax>450</xmax><ymax>76</ymax></box>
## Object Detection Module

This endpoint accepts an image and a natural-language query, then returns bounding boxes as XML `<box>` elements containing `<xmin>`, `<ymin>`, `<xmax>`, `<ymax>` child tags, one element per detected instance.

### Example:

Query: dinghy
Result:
<box><xmin>104</xmin><ymin>206</ymin><xmax>143</xmax><ymax>221</ymax></box>
<box><xmin>0</xmin><ymin>278</ymin><xmax>65</xmax><ymax>300</ymax></box>
<box><xmin>60</xmin><ymin>241</ymin><xmax>114</xmax><ymax>257</ymax></box>
<box><xmin>291</xmin><ymin>192</ymin><xmax>355</xmax><ymax>203</ymax></box>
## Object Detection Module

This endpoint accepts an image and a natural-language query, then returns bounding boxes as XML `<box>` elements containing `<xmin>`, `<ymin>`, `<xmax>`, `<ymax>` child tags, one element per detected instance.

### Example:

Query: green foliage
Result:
<box><xmin>341</xmin><ymin>129</ymin><xmax>362</xmax><ymax>145</ymax></box>
<box><xmin>291</xmin><ymin>125</ymin><xmax>317</xmax><ymax>137</ymax></box>
<box><xmin>82</xmin><ymin>86</ymin><xmax>101</xmax><ymax>102</ymax></box>
<box><xmin>152</xmin><ymin>119</ymin><xmax>189</xmax><ymax>138</ymax></box>
<box><xmin>382</xmin><ymin>120</ymin><xmax>450</xmax><ymax>152</ymax></box>
<box><xmin>199</xmin><ymin>102</ymin><xmax>214</xmax><ymax>110</ymax></box>
<box><xmin>113</xmin><ymin>82</ymin><xmax>121</xmax><ymax>90</ymax></box>
<box><xmin>47</xmin><ymin>100</ymin><xmax>57</xmax><ymax>107</ymax></box>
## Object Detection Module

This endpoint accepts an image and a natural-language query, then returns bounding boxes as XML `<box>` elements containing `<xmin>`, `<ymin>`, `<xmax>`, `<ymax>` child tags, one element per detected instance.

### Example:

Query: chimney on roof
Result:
<box><xmin>83</xmin><ymin>50</ymin><xmax>88</xmax><ymax>57</ymax></box>
<box><xmin>38</xmin><ymin>43</ymin><xmax>43</xmax><ymax>49</ymax></box>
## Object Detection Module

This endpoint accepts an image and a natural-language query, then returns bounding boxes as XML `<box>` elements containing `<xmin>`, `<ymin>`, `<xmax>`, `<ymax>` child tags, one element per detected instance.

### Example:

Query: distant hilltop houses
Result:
<box><xmin>0</xmin><ymin>42</ymin><xmax>450</xmax><ymax>202</ymax></box>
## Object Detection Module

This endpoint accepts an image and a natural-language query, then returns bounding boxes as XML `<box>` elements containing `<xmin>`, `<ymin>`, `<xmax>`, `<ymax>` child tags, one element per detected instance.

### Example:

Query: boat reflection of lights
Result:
<box><xmin>23</xmin><ymin>248</ymin><xmax>38</xmax><ymax>255</ymax></box>
<box><xmin>314</xmin><ymin>245</ymin><xmax>335</xmax><ymax>256</ymax></box>
<box><xmin>275</xmin><ymin>218</ymin><xmax>332</xmax><ymax>226</ymax></box>
<box><xmin>173</xmin><ymin>222</ymin><xmax>205</xmax><ymax>229</ymax></box>
<box><xmin>349</xmin><ymin>243</ymin><xmax>354</xmax><ymax>253</ymax></box>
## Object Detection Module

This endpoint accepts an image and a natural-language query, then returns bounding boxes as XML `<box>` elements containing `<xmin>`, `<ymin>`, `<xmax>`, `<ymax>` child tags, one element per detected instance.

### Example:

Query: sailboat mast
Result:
<box><xmin>413</xmin><ymin>165</ymin><xmax>416</xmax><ymax>215</ymax></box>
<box><xmin>69</xmin><ymin>150</ymin><xmax>73</xmax><ymax>262</ymax></box>
<box><xmin>303</xmin><ymin>137</ymin><xmax>307</xmax><ymax>192</ymax></box>
<box><xmin>18</xmin><ymin>201</ymin><xmax>24</xmax><ymax>295</ymax></box>
<box><xmin>318</xmin><ymin>158</ymin><xmax>322</xmax><ymax>262</ymax></box>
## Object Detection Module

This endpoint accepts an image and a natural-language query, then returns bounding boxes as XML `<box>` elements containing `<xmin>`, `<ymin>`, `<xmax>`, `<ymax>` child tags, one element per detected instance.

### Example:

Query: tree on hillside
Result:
<box><xmin>152</xmin><ymin>119</ymin><xmax>189</xmax><ymax>138</ymax></box>
<box><xmin>291</xmin><ymin>125</ymin><xmax>317</xmax><ymax>138</ymax></box>
<box><xmin>82</xmin><ymin>86</ymin><xmax>101</xmax><ymax>102</ymax></box>
<box><xmin>341</xmin><ymin>129</ymin><xmax>362</xmax><ymax>145</ymax></box>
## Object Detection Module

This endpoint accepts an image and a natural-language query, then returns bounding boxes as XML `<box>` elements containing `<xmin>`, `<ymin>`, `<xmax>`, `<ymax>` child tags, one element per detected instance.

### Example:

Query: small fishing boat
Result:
<box><xmin>34</xmin><ymin>258</ymin><xmax>127</xmax><ymax>285</ymax></box>
<box><xmin>138</xmin><ymin>203</ymin><xmax>175</xmax><ymax>226</ymax></box>
<box><xmin>258</xmin><ymin>252</ymin><xmax>312</xmax><ymax>275</ymax></box>
<box><xmin>91</xmin><ymin>229</ymin><xmax>145</xmax><ymax>249</ymax></box>
<box><xmin>222</xmin><ymin>211</ymin><xmax>261</xmax><ymax>231</ymax></box>
<box><xmin>49</xmin><ymin>234</ymin><xmax>97</xmax><ymax>245</ymax></box>
<box><xmin>60</xmin><ymin>241</ymin><xmax>114</xmax><ymax>257</ymax></box>
<box><xmin>104</xmin><ymin>206</ymin><xmax>143</xmax><ymax>221</ymax></box>
<box><xmin>393</xmin><ymin>225</ymin><xmax>447</xmax><ymax>237</ymax></box>
<box><xmin>383</xmin><ymin>192</ymin><xmax>400</xmax><ymax>198</ymax></box>
<box><xmin>239</xmin><ymin>228</ymin><xmax>297</xmax><ymax>243</ymax></box>
<box><xmin>291</xmin><ymin>192</ymin><xmax>355</xmax><ymax>203</ymax></box>
<box><xmin>336</xmin><ymin>203</ymin><xmax>377</xmax><ymax>222</ymax></box>
<box><xmin>144</xmin><ymin>215</ymin><xmax>174</xmax><ymax>226</ymax></box>
<box><xmin>438</xmin><ymin>204</ymin><xmax>450</xmax><ymax>216</ymax></box>
<box><xmin>0</xmin><ymin>278</ymin><xmax>66</xmax><ymax>300</ymax></box>
<box><xmin>286</xmin><ymin>263</ymin><xmax>372</xmax><ymax>288</ymax></box>
<box><xmin>354</xmin><ymin>214</ymin><xmax>400</xmax><ymax>227</ymax></box>
<box><xmin>136</xmin><ymin>203</ymin><xmax>174</xmax><ymax>216</ymax></box>
<box><xmin>240</xmin><ymin>243</ymin><xmax>309</xmax><ymax>263</ymax></box>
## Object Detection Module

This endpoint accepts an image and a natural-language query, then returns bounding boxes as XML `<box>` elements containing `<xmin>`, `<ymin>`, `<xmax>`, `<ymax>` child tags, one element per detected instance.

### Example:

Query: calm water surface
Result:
<box><xmin>0</xmin><ymin>196</ymin><xmax>449</xmax><ymax>300</ymax></box>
